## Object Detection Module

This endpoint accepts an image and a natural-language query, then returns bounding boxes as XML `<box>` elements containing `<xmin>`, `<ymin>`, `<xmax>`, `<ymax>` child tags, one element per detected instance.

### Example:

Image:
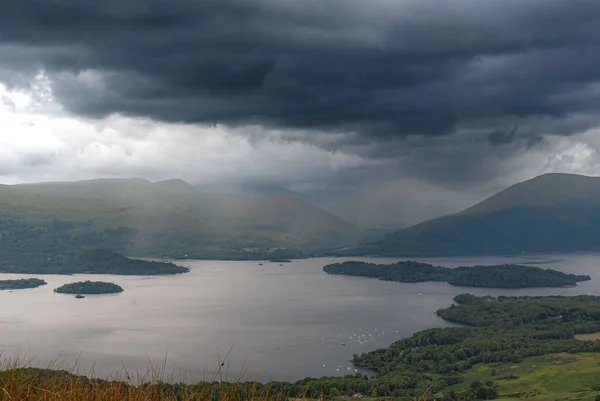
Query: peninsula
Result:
<box><xmin>0</xmin><ymin>250</ymin><xmax>189</xmax><ymax>275</ymax></box>
<box><xmin>0</xmin><ymin>278</ymin><xmax>47</xmax><ymax>290</ymax></box>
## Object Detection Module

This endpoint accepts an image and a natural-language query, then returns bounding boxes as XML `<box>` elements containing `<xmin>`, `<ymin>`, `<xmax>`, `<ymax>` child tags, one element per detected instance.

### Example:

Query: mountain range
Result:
<box><xmin>2</xmin><ymin>173</ymin><xmax>600</xmax><ymax>259</ymax></box>
<box><xmin>347</xmin><ymin>173</ymin><xmax>600</xmax><ymax>256</ymax></box>
<box><xmin>0</xmin><ymin>178</ymin><xmax>363</xmax><ymax>258</ymax></box>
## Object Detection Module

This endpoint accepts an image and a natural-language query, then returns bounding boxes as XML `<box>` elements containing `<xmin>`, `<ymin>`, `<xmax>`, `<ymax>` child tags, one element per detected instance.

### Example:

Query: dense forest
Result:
<box><xmin>54</xmin><ymin>281</ymin><xmax>124</xmax><ymax>294</ymax></box>
<box><xmin>0</xmin><ymin>278</ymin><xmax>47</xmax><ymax>290</ymax></box>
<box><xmin>323</xmin><ymin>261</ymin><xmax>590</xmax><ymax>288</ymax></box>
<box><xmin>0</xmin><ymin>249</ymin><xmax>189</xmax><ymax>275</ymax></box>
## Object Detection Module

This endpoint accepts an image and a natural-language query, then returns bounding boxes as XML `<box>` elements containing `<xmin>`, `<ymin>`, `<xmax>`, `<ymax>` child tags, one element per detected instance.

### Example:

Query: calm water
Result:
<box><xmin>1</xmin><ymin>254</ymin><xmax>600</xmax><ymax>382</ymax></box>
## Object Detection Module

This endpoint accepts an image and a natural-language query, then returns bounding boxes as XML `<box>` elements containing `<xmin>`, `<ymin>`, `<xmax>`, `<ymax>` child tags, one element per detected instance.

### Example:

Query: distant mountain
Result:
<box><xmin>324</xmin><ymin>179</ymin><xmax>473</xmax><ymax>229</ymax></box>
<box><xmin>0</xmin><ymin>178</ymin><xmax>363</xmax><ymax>258</ymax></box>
<box><xmin>197</xmin><ymin>183</ymin><xmax>302</xmax><ymax>199</ymax></box>
<box><xmin>345</xmin><ymin>173</ymin><xmax>600</xmax><ymax>256</ymax></box>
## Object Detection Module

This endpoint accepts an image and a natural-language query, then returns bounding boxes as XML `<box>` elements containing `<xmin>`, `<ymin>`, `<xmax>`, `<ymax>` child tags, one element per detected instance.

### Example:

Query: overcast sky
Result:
<box><xmin>2</xmin><ymin>0</ymin><xmax>600</xmax><ymax>225</ymax></box>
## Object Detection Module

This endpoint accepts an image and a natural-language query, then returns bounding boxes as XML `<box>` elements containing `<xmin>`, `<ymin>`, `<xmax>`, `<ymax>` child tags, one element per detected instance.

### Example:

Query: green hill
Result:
<box><xmin>0</xmin><ymin>179</ymin><xmax>362</xmax><ymax>258</ymax></box>
<box><xmin>345</xmin><ymin>173</ymin><xmax>600</xmax><ymax>256</ymax></box>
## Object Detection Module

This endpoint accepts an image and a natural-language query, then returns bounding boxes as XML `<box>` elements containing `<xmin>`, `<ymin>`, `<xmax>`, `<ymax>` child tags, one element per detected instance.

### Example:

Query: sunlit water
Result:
<box><xmin>1</xmin><ymin>254</ymin><xmax>600</xmax><ymax>382</ymax></box>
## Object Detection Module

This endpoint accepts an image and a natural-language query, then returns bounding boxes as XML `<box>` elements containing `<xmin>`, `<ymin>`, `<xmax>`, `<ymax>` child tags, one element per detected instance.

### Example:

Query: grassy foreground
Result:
<box><xmin>3</xmin><ymin>352</ymin><xmax>600</xmax><ymax>400</ymax></box>
<box><xmin>0</xmin><ymin>356</ymin><xmax>438</xmax><ymax>401</ymax></box>
<box><xmin>0</xmin><ymin>358</ymin><xmax>273</xmax><ymax>401</ymax></box>
<box><xmin>440</xmin><ymin>352</ymin><xmax>600</xmax><ymax>401</ymax></box>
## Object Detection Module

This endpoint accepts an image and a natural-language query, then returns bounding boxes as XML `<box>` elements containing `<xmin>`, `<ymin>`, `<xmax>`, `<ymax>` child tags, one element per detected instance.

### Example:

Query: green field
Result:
<box><xmin>441</xmin><ymin>353</ymin><xmax>600</xmax><ymax>401</ymax></box>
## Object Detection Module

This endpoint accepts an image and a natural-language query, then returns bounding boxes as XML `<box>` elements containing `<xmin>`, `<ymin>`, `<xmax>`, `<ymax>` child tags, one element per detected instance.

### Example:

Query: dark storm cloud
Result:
<box><xmin>2</xmin><ymin>0</ymin><xmax>600</xmax><ymax>144</ymax></box>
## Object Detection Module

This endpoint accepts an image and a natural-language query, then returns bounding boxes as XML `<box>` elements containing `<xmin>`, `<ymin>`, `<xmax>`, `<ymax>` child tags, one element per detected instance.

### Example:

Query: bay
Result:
<box><xmin>0</xmin><ymin>254</ymin><xmax>599</xmax><ymax>382</ymax></box>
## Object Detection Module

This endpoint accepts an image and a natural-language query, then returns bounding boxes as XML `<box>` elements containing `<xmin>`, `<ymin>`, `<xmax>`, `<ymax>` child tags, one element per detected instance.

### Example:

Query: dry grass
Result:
<box><xmin>0</xmin><ymin>352</ymin><xmax>438</xmax><ymax>401</ymax></box>
<box><xmin>0</xmin><ymin>352</ymin><xmax>287</xmax><ymax>401</ymax></box>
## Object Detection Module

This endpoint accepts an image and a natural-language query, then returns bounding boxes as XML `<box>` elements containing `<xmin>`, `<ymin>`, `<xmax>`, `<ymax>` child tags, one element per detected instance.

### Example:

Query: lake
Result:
<box><xmin>1</xmin><ymin>254</ymin><xmax>600</xmax><ymax>382</ymax></box>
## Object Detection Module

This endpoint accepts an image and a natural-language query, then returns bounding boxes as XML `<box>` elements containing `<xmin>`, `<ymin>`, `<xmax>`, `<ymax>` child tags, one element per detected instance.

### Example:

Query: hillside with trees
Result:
<box><xmin>350</xmin><ymin>294</ymin><xmax>600</xmax><ymax>399</ymax></box>
<box><xmin>0</xmin><ymin>178</ymin><xmax>364</xmax><ymax>260</ymax></box>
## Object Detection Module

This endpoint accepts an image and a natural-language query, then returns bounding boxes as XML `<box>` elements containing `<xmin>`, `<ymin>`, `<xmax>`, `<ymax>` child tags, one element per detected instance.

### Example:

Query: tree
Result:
<box><xmin>470</xmin><ymin>381</ymin><xmax>483</xmax><ymax>389</ymax></box>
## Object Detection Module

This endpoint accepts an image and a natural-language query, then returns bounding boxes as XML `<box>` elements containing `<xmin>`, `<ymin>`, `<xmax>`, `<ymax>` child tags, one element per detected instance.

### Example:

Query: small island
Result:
<box><xmin>0</xmin><ymin>278</ymin><xmax>47</xmax><ymax>290</ymax></box>
<box><xmin>323</xmin><ymin>261</ymin><xmax>591</xmax><ymax>288</ymax></box>
<box><xmin>54</xmin><ymin>281</ymin><xmax>124</xmax><ymax>294</ymax></box>
<box><xmin>75</xmin><ymin>294</ymin><xmax>85</xmax><ymax>299</ymax></box>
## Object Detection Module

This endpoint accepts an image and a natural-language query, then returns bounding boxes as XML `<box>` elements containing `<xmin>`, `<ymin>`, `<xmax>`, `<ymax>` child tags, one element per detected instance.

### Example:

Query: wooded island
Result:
<box><xmin>54</xmin><ymin>281</ymin><xmax>124</xmax><ymax>294</ymax></box>
<box><xmin>323</xmin><ymin>260</ymin><xmax>590</xmax><ymax>288</ymax></box>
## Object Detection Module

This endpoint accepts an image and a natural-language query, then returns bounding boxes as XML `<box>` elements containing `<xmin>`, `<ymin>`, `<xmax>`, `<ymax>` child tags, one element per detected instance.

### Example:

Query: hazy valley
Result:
<box><xmin>4</xmin><ymin>0</ymin><xmax>600</xmax><ymax>398</ymax></box>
